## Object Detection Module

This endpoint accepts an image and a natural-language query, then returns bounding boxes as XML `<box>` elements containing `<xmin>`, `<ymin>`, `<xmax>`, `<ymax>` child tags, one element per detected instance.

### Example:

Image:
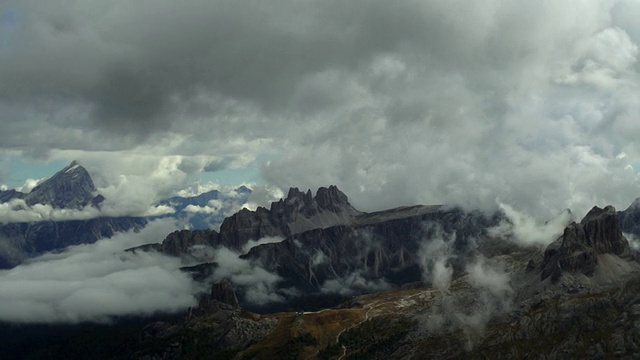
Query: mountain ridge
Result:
<box><xmin>6</xmin><ymin>164</ymin><xmax>640</xmax><ymax>358</ymax></box>
<box><xmin>126</xmin><ymin>196</ymin><xmax>640</xmax><ymax>359</ymax></box>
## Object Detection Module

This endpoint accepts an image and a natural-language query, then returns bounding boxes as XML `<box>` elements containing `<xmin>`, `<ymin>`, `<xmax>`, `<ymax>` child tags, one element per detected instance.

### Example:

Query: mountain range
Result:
<box><xmin>0</xmin><ymin>162</ymin><xmax>145</xmax><ymax>268</ymax></box>
<box><xmin>122</xmin><ymin>190</ymin><xmax>640</xmax><ymax>359</ymax></box>
<box><xmin>0</xmin><ymin>162</ymin><xmax>251</xmax><ymax>269</ymax></box>
<box><xmin>5</xmin><ymin>163</ymin><xmax>640</xmax><ymax>358</ymax></box>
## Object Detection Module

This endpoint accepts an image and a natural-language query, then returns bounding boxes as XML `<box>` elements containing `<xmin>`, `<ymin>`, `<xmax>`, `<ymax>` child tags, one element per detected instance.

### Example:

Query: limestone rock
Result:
<box><xmin>541</xmin><ymin>205</ymin><xmax>630</xmax><ymax>282</ymax></box>
<box><xmin>210</xmin><ymin>279</ymin><xmax>239</xmax><ymax>308</ymax></box>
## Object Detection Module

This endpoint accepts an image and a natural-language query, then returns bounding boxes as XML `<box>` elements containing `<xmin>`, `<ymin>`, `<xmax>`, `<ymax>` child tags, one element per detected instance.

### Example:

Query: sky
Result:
<box><xmin>2</xmin><ymin>0</ymin><xmax>640</xmax><ymax>219</ymax></box>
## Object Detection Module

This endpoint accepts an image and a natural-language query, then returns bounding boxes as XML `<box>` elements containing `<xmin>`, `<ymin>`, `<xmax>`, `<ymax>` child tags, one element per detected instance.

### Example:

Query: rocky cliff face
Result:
<box><xmin>131</xmin><ymin>229</ymin><xmax>220</xmax><ymax>260</ymax></box>
<box><xmin>241</xmin><ymin>205</ymin><xmax>499</xmax><ymax>296</ymax></box>
<box><xmin>22</xmin><ymin>161</ymin><xmax>104</xmax><ymax>209</ymax></box>
<box><xmin>134</xmin><ymin>187</ymin><xmax>501</xmax><ymax>308</ymax></box>
<box><xmin>132</xmin><ymin>186</ymin><xmax>360</xmax><ymax>257</ymax></box>
<box><xmin>218</xmin><ymin>186</ymin><xmax>360</xmax><ymax>251</ymax></box>
<box><xmin>540</xmin><ymin>205</ymin><xmax>630</xmax><ymax>283</ymax></box>
<box><xmin>618</xmin><ymin>198</ymin><xmax>640</xmax><ymax>239</ymax></box>
<box><xmin>0</xmin><ymin>161</ymin><xmax>103</xmax><ymax>209</ymax></box>
<box><xmin>0</xmin><ymin>217</ymin><xmax>147</xmax><ymax>268</ymax></box>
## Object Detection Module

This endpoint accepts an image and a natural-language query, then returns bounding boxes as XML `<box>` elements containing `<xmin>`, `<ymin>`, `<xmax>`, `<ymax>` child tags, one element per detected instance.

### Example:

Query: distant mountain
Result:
<box><xmin>24</xmin><ymin>161</ymin><xmax>105</xmax><ymax>209</ymax></box>
<box><xmin>0</xmin><ymin>161</ymin><xmax>145</xmax><ymax>269</ymax></box>
<box><xmin>0</xmin><ymin>189</ymin><xmax>21</xmax><ymax>203</ymax></box>
<box><xmin>155</xmin><ymin>185</ymin><xmax>252</xmax><ymax>230</ymax></box>
<box><xmin>0</xmin><ymin>161</ymin><xmax>104</xmax><ymax>209</ymax></box>
<box><xmin>0</xmin><ymin>161</ymin><xmax>254</xmax><ymax>269</ymax></box>
<box><xmin>241</xmin><ymin>204</ymin><xmax>497</xmax><ymax>296</ymax></box>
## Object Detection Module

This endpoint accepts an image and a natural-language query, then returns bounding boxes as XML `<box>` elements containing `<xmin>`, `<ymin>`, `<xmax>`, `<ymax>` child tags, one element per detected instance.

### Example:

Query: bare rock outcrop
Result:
<box><xmin>217</xmin><ymin>186</ymin><xmax>360</xmax><ymax>251</ymax></box>
<box><xmin>541</xmin><ymin>205</ymin><xmax>631</xmax><ymax>282</ymax></box>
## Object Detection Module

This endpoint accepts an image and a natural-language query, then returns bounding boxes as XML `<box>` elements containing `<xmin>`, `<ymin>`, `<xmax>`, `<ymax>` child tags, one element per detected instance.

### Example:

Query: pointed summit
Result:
<box><xmin>218</xmin><ymin>186</ymin><xmax>360</xmax><ymax>251</ymax></box>
<box><xmin>23</xmin><ymin>161</ymin><xmax>103</xmax><ymax>209</ymax></box>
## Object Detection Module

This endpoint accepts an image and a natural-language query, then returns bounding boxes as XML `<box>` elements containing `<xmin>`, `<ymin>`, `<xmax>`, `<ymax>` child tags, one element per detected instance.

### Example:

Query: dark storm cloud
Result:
<box><xmin>0</xmin><ymin>0</ymin><xmax>525</xmax><ymax>131</ymax></box>
<box><xmin>1</xmin><ymin>0</ymin><xmax>640</xmax><ymax>219</ymax></box>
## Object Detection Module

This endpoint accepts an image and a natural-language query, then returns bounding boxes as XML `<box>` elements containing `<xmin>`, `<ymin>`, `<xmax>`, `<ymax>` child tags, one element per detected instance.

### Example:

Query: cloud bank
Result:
<box><xmin>0</xmin><ymin>219</ymin><xmax>199</xmax><ymax>324</ymax></box>
<box><xmin>2</xmin><ymin>0</ymin><xmax>640</xmax><ymax>219</ymax></box>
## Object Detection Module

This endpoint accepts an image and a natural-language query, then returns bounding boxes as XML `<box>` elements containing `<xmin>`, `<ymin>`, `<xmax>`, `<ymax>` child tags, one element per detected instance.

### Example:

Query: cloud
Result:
<box><xmin>241</xmin><ymin>236</ymin><xmax>284</xmax><ymax>254</ymax></box>
<box><xmin>488</xmin><ymin>204</ymin><xmax>574</xmax><ymax>247</ymax></box>
<box><xmin>0</xmin><ymin>197</ymin><xmax>174</xmax><ymax>223</ymax></box>
<box><xmin>0</xmin><ymin>219</ymin><xmax>199</xmax><ymax>324</ymax></box>
<box><xmin>421</xmin><ymin>255</ymin><xmax>513</xmax><ymax>350</ymax></box>
<box><xmin>467</xmin><ymin>256</ymin><xmax>512</xmax><ymax>301</ymax></box>
<box><xmin>16</xmin><ymin>178</ymin><xmax>44</xmax><ymax>193</ymax></box>
<box><xmin>243</xmin><ymin>185</ymin><xmax>284</xmax><ymax>211</ymax></box>
<box><xmin>183</xmin><ymin>204</ymin><xmax>220</xmax><ymax>215</ymax></box>
<box><xmin>209</xmin><ymin>247</ymin><xmax>284</xmax><ymax>304</ymax></box>
<box><xmin>418</xmin><ymin>230</ymin><xmax>456</xmax><ymax>293</ymax></box>
<box><xmin>2</xmin><ymin>0</ymin><xmax>640</xmax><ymax>221</ymax></box>
<box><xmin>320</xmin><ymin>272</ymin><xmax>391</xmax><ymax>296</ymax></box>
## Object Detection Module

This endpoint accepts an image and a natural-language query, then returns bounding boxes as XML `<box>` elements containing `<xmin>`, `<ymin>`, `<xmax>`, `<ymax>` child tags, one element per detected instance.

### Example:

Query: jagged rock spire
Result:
<box><xmin>540</xmin><ymin>205</ymin><xmax>630</xmax><ymax>282</ymax></box>
<box><xmin>218</xmin><ymin>186</ymin><xmax>359</xmax><ymax>251</ymax></box>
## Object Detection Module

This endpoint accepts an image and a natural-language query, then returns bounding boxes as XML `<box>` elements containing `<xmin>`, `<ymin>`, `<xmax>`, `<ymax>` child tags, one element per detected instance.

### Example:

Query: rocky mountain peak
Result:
<box><xmin>23</xmin><ymin>161</ymin><xmax>103</xmax><ymax>209</ymax></box>
<box><xmin>209</xmin><ymin>279</ymin><xmax>240</xmax><ymax>308</ymax></box>
<box><xmin>580</xmin><ymin>205</ymin><xmax>629</xmax><ymax>255</ymax></box>
<box><xmin>624</xmin><ymin>197</ymin><xmax>640</xmax><ymax>212</ymax></box>
<box><xmin>540</xmin><ymin>205</ymin><xmax>630</xmax><ymax>282</ymax></box>
<box><xmin>218</xmin><ymin>186</ymin><xmax>359</xmax><ymax>251</ymax></box>
<box><xmin>315</xmin><ymin>185</ymin><xmax>351</xmax><ymax>212</ymax></box>
<box><xmin>271</xmin><ymin>186</ymin><xmax>354</xmax><ymax>215</ymax></box>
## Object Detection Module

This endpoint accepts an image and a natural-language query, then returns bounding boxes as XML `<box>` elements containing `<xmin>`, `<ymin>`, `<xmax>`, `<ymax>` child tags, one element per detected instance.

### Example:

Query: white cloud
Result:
<box><xmin>209</xmin><ymin>247</ymin><xmax>284</xmax><ymax>304</ymax></box>
<box><xmin>17</xmin><ymin>178</ymin><xmax>43</xmax><ymax>193</ymax></box>
<box><xmin>418</xmin><ymin>231</ymin><xmax>455</xmax><ymax>293</ymax></box>
<box><xmin>0</xmin><ymin>219</ymin><xmax>199</xmax><ymax>323</ymax></box>
<box><xmin>241</xmin><ymin>236</ymin><xmax>284</xmax><ymax>254</ymax></box>
<box><xmin>320</xmin><ymin>272</ymin><xmax>391</xmax><ymax>296</ymax></box>
<box><xmin>488</xmin><ymin>204</ymin><xmax>574</xmax><ymax>247</ymax></box>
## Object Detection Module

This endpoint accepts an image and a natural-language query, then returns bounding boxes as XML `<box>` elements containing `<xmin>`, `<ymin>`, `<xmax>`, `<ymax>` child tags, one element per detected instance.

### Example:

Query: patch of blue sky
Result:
<box><xmin>0</xmin><ymin>6</ymin><xmax>18</xmax><ymax>50</ymax></box>
<box><xmin>5</xmin><ymin>157</ymin><xmax>69</xmax><ymax>189</ymax></box>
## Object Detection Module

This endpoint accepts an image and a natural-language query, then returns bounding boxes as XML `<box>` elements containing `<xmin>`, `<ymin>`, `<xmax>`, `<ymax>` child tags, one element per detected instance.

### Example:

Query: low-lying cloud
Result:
<box><xmin>418</xmin><ymin>229</ymin><xmax>457</xmax><ymax>293</ymax></box>
<box><xmin>422</xmin><ymin>255</ymin><xmax>513</xmax><ymax>350</ymax></box>
<box><xmin>208</xmin><ymin>246</ymin><xmax>284</xmax><ymax>305</ymax></box>
<box><xmin>415</xmin><ymin>223</ymin><xmax>514</xmax><ymax>348</ymax></box>
<box><xmin>0</xmin><ymin>198</ymin><xmax>174</xmax><ymax>223</ymax></box>
<box><xmin>488</xmin><ymin>204</ymin><xmax>574</xmax><ymax>247</ymax></box>
<box><xmin>320</xmin><ymin>272</ymin><xmax>391</xmax><ymax>296</ymax></box>
<box><xmin>0</xmin><ymin>219</ymin><xmax>199</xmax><ymax>324</ymax></box>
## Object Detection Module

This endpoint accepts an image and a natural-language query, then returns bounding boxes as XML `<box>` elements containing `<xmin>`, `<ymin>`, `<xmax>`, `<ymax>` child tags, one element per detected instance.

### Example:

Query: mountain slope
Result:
<box><xmin>126</xmin><ymin>201</ymin><xmax>640</xmax><ymax>360</ymax></box>
<box><xmin>22</xmin><ymin>161</ymin><xmax>104</xmax><ymax>209</ymax></box>
<box><xmin>134</xmin><ymin>186</ymin><xmax>502</xmax><ymax>311</ymax></box>
<box><xmin>0</xmin><ymin>161</ymin><xmax>146</xmax><ymax>269</ymax></box>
